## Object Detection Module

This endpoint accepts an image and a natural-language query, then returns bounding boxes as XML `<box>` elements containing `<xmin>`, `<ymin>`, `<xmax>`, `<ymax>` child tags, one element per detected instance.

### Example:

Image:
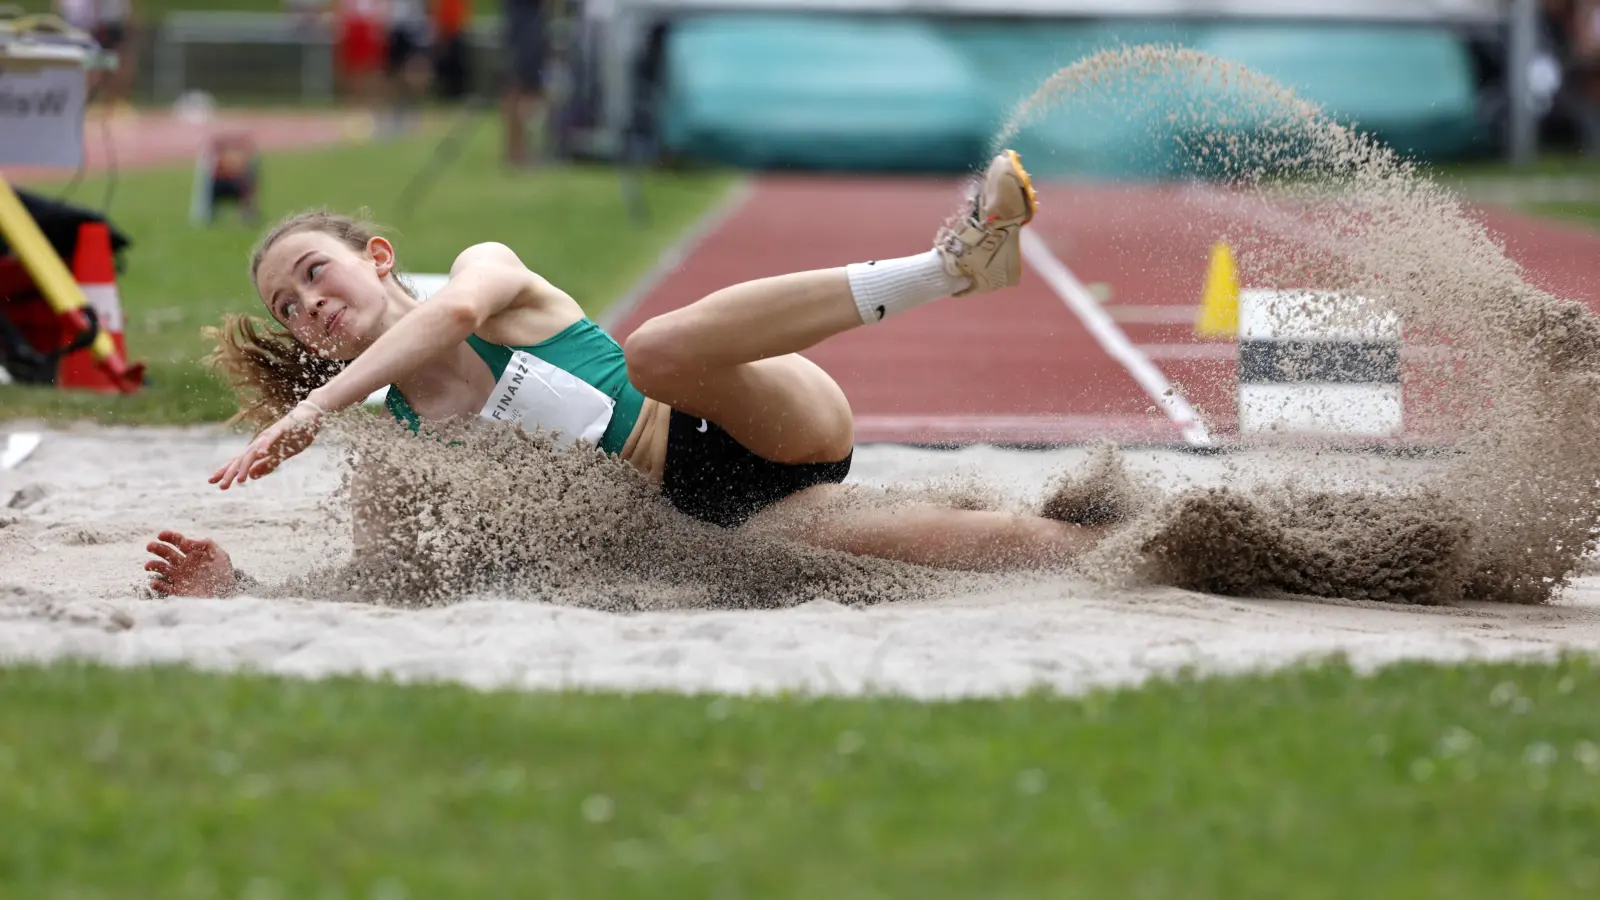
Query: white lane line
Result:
<box><xmin>1135</xmin><ymin>343</ymin><xmax>1239</xmax><ymax>361</ymax></box>
<box><xmin>599</xmin><ymin>175</ymin><xmax>756</xmax><ymax>332</ymax></box>
<box><xmin>1019</xmin><ymin>229</ymin><xmax>1214</xmax><ymax>447</ymax></box>
<box><xmin>1104</xmin><ymin>305</ymin><xmax>1201</xmax><ymax>325</ymax></box>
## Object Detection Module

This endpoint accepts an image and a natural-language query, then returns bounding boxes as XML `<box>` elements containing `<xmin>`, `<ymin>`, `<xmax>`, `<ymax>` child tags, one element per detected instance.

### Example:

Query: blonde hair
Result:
<box><xmin>204</xmin><ymin>208</ymin><xmax>412</xmax><ymax>433</ymax></box>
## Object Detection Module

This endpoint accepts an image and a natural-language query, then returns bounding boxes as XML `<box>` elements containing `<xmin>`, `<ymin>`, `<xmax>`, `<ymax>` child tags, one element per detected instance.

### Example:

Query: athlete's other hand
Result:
<box><xmin>210</xmin><ymin>399</ymin><xmax>325</xmax><ymax>489</ymax></box>
<box><xmin>145</xmin><ymin>531</ymin><xmax>236</xmax><ymax>597</ymax></box>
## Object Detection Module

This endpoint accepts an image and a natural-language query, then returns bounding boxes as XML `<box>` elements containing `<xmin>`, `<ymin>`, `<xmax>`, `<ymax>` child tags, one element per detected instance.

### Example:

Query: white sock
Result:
<box><xmin>845</xmin><ymin>250</ymin><xmax>971</xmax><ymax>325</ymax></box>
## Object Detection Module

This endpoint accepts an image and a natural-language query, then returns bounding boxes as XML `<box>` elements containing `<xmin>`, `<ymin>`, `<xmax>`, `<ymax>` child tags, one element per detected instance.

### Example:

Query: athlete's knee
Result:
<box><xmin>1024</xmin><ymin>515</ymin><xmax>1106</xmax><ymax>564</ymax></box>
<box><xmin>623</xmin><ymin>318</ymin><xmax>697</xmax><ymax>395</ymax></box>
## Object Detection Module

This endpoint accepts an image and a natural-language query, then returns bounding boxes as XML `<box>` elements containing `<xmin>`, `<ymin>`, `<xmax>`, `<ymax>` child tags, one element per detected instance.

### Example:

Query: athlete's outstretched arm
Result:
<box><xmin>305</xmin><ymin>242</ymin><xmax>535</xmax><ymax>414</ymax></box>
<box><xmin>210</xmin><ymin>243</ymin><xmax>539</xmax><ymax>490</ymax></box>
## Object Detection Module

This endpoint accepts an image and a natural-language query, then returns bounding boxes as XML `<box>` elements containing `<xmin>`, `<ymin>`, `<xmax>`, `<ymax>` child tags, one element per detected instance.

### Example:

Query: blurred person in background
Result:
<box><xmin>430</xmin><ymin>0</ymin><xmax>472</xmax><ymax>102</ymax></box>
<box><xmin>1541</xmin><ymin>0</ymin><xmax>1600</xmax><ymax>151</ymax></box>
<box><xmin>55</xmin><ymin>0</ymin><xmax>137</xmax><ymax>114</ymax></box>
<box><xmin>1474</xmin><ymin>1</ymin><xmax>1600</xmax><ymax>154</ymax></box>
<box><xmin>383</xmin><ymin>0</ymin><xmax>433</xmax><ymax>134</ymax></box>
<box><xmin>334</xmin><ymin>0</ymin><xmax>389</xmax><ymax>113</ymax></box>
<box><xmin>501</xmin><ymin>0</ymin><xmax>552</xmax><ymax>168</ymax></box>
<box><xmin>1572</xmin><ymin>1</ymin><xmax>1600</xmax><ymax>110</ymax></box>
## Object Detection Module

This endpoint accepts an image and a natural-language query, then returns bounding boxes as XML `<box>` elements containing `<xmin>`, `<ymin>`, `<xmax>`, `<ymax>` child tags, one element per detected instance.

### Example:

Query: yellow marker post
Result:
<box><xmin>1194</xmin><ymin>241</ymin><xmax>1241</xmax><ymax>340</ymax></box>
<box><xmin>0</xmin><ymin>176</ymin><xmax>116</xmax><ymax>365</ymax></box>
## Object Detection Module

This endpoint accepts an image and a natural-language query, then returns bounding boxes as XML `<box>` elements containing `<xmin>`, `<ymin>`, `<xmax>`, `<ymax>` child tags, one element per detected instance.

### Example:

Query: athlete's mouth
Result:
<box><xmin>326</xmin><ymin>307</ymin><xmax>344</xmax><ymax>335</ymax></box>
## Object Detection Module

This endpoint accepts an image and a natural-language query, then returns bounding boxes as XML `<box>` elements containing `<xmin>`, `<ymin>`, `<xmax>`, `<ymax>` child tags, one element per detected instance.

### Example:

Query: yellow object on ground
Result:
<box><xmin>1194</xmin><ymin>241</ymin><xmax>1241</xmax><ymax>340</ymax></box>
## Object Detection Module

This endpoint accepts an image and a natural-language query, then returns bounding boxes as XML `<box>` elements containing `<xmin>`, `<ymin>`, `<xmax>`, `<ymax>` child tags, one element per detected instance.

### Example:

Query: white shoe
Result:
<box><xmin>935</xmin><ymin>149</ymin><xmax>1039</xmax><ymax>297</ymax></box>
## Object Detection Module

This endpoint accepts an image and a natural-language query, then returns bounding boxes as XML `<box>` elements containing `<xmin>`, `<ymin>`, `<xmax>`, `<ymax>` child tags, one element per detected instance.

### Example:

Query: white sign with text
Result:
<box><xmin>0</xmin><ymin>59</ymin><xmax>87</xmax><ymax>168</ymax></box>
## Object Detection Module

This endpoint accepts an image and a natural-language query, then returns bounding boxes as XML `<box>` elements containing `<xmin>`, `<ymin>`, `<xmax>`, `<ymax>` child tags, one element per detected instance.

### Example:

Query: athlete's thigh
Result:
<box><xmin>656</xmin><ymin>353</ymin><xmax>854</xmax><ymax>464</ymax></box>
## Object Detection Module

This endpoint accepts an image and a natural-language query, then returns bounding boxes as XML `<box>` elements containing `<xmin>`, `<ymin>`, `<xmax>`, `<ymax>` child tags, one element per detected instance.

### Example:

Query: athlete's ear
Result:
<box><xmin>367</xmin><ymin>236</ymin><xmax>397</xmax><ymax>278</ymax></box>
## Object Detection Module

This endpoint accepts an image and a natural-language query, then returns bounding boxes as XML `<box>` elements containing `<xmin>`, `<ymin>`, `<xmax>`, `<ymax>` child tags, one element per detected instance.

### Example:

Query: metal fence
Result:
<box><xmin>145</xmin><ymin>11</ymin><xmax>506</xmax><ymax>105</ymax></box>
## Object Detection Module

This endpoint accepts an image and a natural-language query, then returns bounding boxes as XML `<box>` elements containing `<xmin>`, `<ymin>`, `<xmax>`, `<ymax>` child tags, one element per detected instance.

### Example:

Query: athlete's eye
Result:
<box><xmin>308</xmin><ymin>263</ymin><xmax>323</xmax><ymax>280</ymax></box>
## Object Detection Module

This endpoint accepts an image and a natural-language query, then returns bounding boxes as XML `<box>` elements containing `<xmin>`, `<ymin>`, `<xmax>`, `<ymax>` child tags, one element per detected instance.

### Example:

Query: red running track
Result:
<box><xmin>607</xmin><ymin>174</ymin><xmax>1600</xmax><ymax>448</ymax></box>
<box><xmin>0</xmin><ymin>109</ymin><xmax>370</xmax><ymax>181</ymax></box>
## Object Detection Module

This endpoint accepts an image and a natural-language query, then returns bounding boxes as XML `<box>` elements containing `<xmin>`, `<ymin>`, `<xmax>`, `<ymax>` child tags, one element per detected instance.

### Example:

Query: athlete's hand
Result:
<box><xmin>144</xmin><ymin>531</ymin><xmax>236</xmax><ymax>597</ymax></box>
<box><xmin>210</xmin><ymin>399</ymin><xmax>325</xmax><ymax>489</ymax></box>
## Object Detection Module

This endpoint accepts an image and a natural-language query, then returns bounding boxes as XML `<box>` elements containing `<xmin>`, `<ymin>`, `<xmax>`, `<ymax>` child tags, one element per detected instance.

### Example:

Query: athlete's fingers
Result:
<box><xmin>213</xmin><ymin>449</ymin><xmax>251</xmax><ymax>484</ymax></box>
<box><xmin>228</xmin><ymin>449</ymin><xmax>255</xmax><ymax>486</ymax></box>
<box><xmin>245</xmin><ymin>430</ymin><xmax>302</xmax><ymax>482</ymax></box>
<box><xmin>149</xmin><ymin>576</ymin><xmax>174</xmax><ymax>596</ymax></box>
<box><xmin>212</xmin><ymin>454</ymin><xmax>242</xmax><ymax>487</ymax></box>
<box><xmin>178</xmin><ymin>536</ymin><xmax>214</xmax><ymax>554</ymax></box>
<box><xmin>144</xmin><ymin>559</ymin><xmax>173</xmax><ymax>577</ymax></box>
<box><xmin>217</xmin><ymin>451</ymin><xmax>252</xmax><ymax>489</ymax></box>
<box><xmin>146</xmin><ymin>542</ymin><xmax>183</xmax><ymax>564</ymax></box>
<box><xmin>238</xmin><ymin>436</ymin><xmax>276</xmax><ymax>483</ymax></box>
<box><xmin>157</xmin><ymin>530</ymin><xmax>190</xmax><ymax>545</ymax></box>
<box><xmin>215</xmin><ymin>416</ymin><xmax>301</xmax><ymax>488</ymax></box>
<box><xmin>247</xmin><ymin>455</ymin><xmax>282</xmax><ymax>480</ymax></box>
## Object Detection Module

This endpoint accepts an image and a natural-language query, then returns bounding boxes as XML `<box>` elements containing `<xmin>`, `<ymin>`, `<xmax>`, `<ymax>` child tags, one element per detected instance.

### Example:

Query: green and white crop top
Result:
<box><xmin>384</xmin><ymin>317</ymin><xmax>645</xmax><ymax>456</ymax></box>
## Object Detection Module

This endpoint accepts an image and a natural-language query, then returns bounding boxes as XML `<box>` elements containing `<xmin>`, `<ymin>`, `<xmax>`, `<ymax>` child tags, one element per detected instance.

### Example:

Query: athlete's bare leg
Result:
<box><xmin>624</xmin><ymin>150</ymin><xmax>1038</xmax><ymax>465</ymax></box>
<box><xmin>746</xmin><ymin>484</ymin><xmax>1100</xmax><ymax>572</ymax></box>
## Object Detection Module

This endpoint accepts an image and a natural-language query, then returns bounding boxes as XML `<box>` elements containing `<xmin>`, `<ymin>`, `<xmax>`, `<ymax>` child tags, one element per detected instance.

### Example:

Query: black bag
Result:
<box><xmin>0</xmin><ymin>188</ymin><xmax>133</xmax><ymax>272</ymax></box>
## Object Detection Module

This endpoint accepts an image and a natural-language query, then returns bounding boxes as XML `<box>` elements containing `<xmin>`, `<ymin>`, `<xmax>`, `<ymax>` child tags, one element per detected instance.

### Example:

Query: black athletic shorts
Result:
<box><xmin>661</xmin><ymin>410</ymin><xmax>852</xmax><ymax>529</ymax></box>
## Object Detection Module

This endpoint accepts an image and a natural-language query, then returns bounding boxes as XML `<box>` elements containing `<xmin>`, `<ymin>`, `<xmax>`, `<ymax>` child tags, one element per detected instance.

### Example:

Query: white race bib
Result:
<box><xmin>479</xmin><ymin>350</ymin><xmax>614</xmax><ymax>446</ymax></box>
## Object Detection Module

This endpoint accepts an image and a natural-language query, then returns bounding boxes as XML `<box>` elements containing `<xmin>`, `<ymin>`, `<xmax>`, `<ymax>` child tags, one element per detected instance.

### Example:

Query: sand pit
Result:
<box><xmin>4</xmin><ymin>425</ymin><xmax>1598</xmax><ymax>700</ymax></box>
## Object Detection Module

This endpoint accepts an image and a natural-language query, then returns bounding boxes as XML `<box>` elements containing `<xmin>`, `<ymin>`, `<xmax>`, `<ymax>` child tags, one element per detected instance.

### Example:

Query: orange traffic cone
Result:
<box><xmin>57</xmin><ymin>222</ymin><xmax>143</xmax><ymax>393</ymax></box>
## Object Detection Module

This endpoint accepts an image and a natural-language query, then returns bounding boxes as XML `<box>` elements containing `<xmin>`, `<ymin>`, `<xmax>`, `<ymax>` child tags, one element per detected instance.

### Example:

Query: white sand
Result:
<box><xmin>4</xmin><ymin>425</ymin><xmax>1599</xmax><ymax>700</ymax></box>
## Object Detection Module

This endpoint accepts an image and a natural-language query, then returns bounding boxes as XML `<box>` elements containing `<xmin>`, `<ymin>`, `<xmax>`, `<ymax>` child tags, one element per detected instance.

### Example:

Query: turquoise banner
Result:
<box><xmin>658</xmin><ymin>14</ymin><xmax>1486</xmax><ymax>177</ymax></box>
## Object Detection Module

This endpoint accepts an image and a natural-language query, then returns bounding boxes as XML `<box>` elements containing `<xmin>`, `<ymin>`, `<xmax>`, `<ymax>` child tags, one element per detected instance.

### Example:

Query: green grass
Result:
<box><xmin>1424</xmin><ymin>152</ymin><xmax>1600</xmax><ymax>182</ymax></box>
<box><xmin>2</xmin><ymin>655</ymin><xmax>1598</xmax><ymax>897</ymax></box>
<box><xmin>0</xmin><ymin>116</ymin><xmax>735</xmax><ymax>425</ymax></box>
<box><xmin>1527</xmin><ymin>203</ymin><xmax>1600</xmax><ymax>228</ymax></box>
<box><xmin>1419</xmin><ymin>152</ymin><xmax>1600</xmax><ymax>230</ymax></box>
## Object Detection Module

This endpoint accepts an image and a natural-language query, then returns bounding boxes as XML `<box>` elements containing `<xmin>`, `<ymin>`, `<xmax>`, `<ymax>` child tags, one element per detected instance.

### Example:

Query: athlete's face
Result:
<box><xmin>254</xmin><ymin>230</ymin><xmax>395</xmax><ymax>362</ymax></box>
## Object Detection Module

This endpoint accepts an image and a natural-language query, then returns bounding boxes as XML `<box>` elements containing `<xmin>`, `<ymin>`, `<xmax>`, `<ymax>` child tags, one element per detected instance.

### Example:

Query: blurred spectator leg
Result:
<box><xmin>337</xmin><ymin>2</ymin><xmax>387</xmax><ymax>123</ymax></box>
<box><xmin>1573</xmin><ymin>0</ymin><xmax>1600</xmax><ymax>152</ymax></box>
<box><xmin>94</xmin><ymin>3</ymin><xmax>136</xmax><ymax>115</ymax></box>
<box><xmin>383</xmin><ymin>1</ymin><xmax>433</xmax><ymax>135</ymax></box>
<box><xmin>432</xmin><ymin>0</ymin><xmax>472</xmax><ymax>102</ymax></box>
<box><xmin>502</xmin><ymin>0</ymin><xmax>549</xmax><ymax>169</ymax></box>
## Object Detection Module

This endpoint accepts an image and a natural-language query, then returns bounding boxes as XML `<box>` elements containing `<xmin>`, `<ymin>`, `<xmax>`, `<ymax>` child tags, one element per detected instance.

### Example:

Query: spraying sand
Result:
<box><xmin>993</xmin><ymin>46</ymin><xmax>1600</xmax><ymax>607</ymax></box>
<box><xmin>7</xmin><ymin>45</ymin><xmax>1600</xmax><ymax>697</ymax></box>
